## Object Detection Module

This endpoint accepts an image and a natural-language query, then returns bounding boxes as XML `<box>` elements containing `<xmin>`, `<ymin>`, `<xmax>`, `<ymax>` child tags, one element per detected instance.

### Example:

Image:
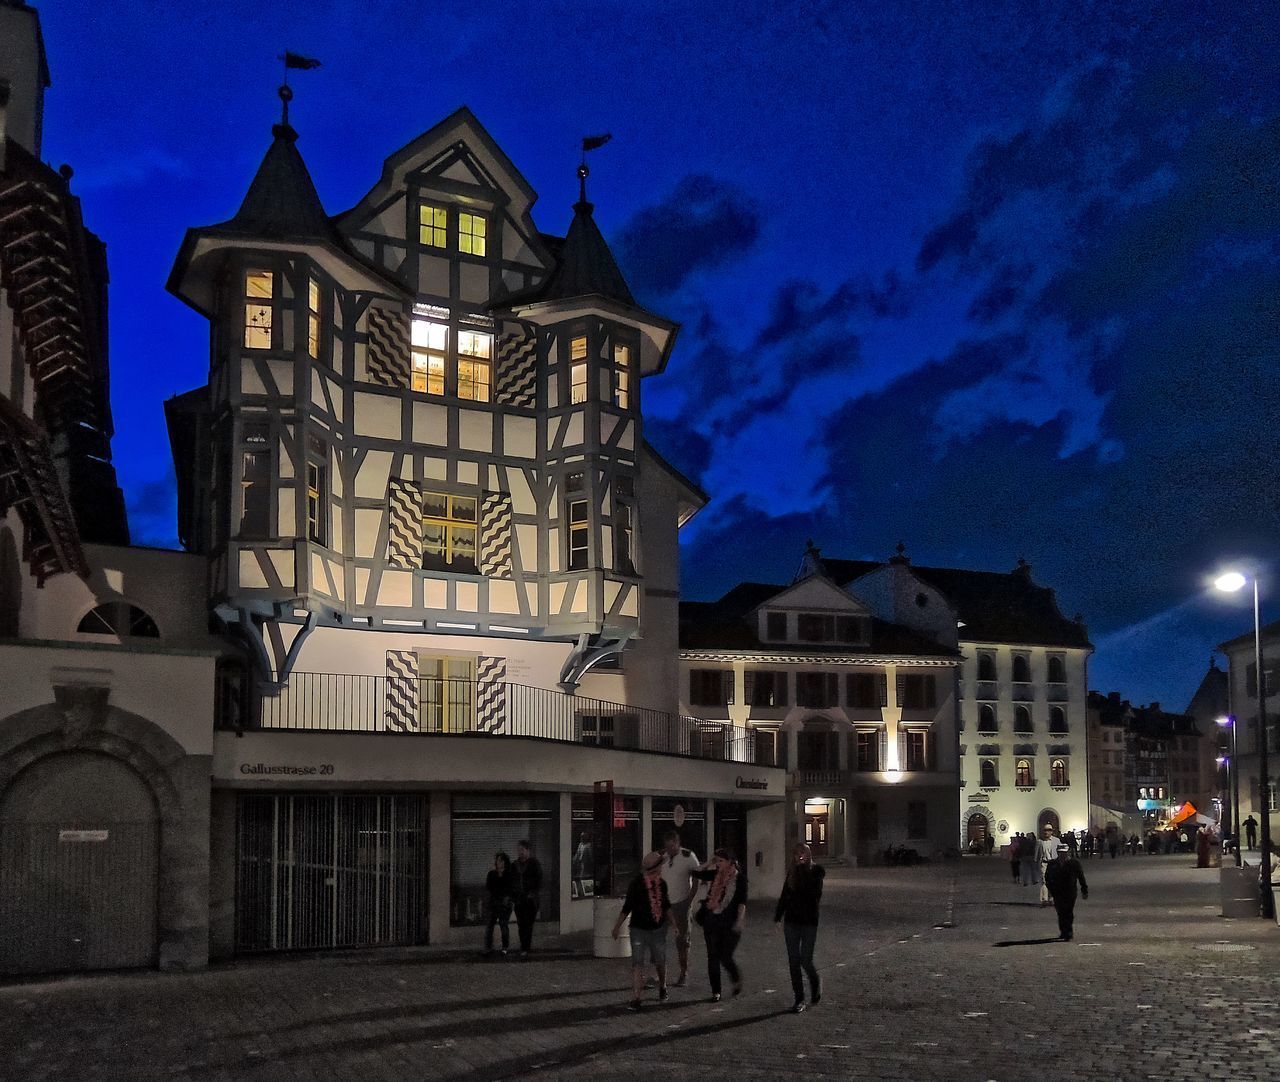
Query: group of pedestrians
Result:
<box><xmin>482</xmin><ymin>840</ymin><xmax>543</xmax><ymax>958</ymax></box>
<box><xmin>609</xmin><ymin>834</ymin><xmax>826</xmax><ymax>1014</ymax></box>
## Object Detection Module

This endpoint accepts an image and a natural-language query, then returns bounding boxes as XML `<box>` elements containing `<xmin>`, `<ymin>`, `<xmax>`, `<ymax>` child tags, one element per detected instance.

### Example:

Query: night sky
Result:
<box><xmin>32</xmin><ymin>1</ymin><xmax>1280</xmax><ymax>710</ymax></box>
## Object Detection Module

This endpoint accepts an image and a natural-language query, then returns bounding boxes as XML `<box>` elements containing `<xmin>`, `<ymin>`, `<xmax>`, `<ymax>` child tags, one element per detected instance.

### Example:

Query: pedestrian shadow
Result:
<box><xmin>347</xmin><ymin>948</ymin><xmax>595</xmax><ymax>966</ymax></box>
<box><xmin>219</xmin><ymin>986</ymin><xmax>627</xmax><ymax>1040</ymax></box>
<box><xmin>984</xmin><ymin>901</ymin><xmax>1050</xmax><ymax>908</ymax></box>
<box><xmin>992</xmin><ymin>937</ymin><xmax>1063</xmax><ymax>947</ymax></box>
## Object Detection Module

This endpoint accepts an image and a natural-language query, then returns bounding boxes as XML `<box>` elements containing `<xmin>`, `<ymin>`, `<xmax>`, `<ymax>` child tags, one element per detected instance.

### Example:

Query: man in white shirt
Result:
<box><xmin>660</xmin><ymin>830</ymin><xmax>702</xmax><ymax>986</ymax></box>
<box><xmin>1034</xmin><ymin>825</ymin><xmax>1064</xmax><ymax>907</ymax></box>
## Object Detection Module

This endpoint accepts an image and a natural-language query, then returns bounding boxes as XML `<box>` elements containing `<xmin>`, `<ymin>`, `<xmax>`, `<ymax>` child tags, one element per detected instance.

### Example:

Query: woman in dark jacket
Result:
<box><xmin>774</xmin><ymin>843</ymin><xmax>825</xmax><ymax>1012</ymax></box>
<box><xmin>483</xmin><ymin>851</ymin><xmax>515</xmax><ymax>956</ymax></box>
<box><xmin>693</xmin><ymin>848</ymin><xmax>747</xmax><ymax>1002</ymax></box>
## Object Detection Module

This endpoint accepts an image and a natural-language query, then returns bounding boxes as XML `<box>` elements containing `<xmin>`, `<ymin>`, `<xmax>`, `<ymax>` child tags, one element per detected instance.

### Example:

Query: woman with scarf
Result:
<box><xmin>693</xmin><ymin>848</ymin><xmax>748</xmax><ymax>1002</ymax></box>
<box><xmin>774</xmin><ymin>842</ymin><xmax>825</xmax><ymax>1012</ymax></box>
<box><xmin>612</xmin><ymin>851</ymin><xmax>673</xmax><ymax>1011</ymax></box>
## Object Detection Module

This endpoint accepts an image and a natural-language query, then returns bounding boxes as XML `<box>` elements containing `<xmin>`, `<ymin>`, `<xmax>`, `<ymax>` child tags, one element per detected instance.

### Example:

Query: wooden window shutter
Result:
<box><xmin>925</xmin><ymin>675</ymin><xmax>937</xmax><ymax>710</ymax></box>
<box><xmin>723</xmin><ymin>670</ymin><xmax>735</xmax><ymax>706</ymax></box>
<box><xmin>896</xmin><ymin>674</ymin><xmax>906</xmax><ymax>707</ymax></box>
<box><xmin>744</xmin><ymin>671</ymin><xmax>756</xmax><ymax>705</ymax></box>
<box><xmin>878</xmin><ymin>673</ymin><xmax>888</xmax><ymax>708</ymax></box>
<box><xmin>777</xmin><ymin>671</ymin><xmax>789</xmax><ymax>708</ymax></box>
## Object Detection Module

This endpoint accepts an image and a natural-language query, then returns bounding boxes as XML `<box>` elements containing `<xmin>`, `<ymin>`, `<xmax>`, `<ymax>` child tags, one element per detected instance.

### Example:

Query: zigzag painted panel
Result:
<box><xmin>386</xmin><ymin>480</ymin><xmax>422</xmax><ymax>568</ymax></box>
<box><xmin>477</xmin><ymin>656</ymin><xmax>507</xmax><ymax>732</ymax></box>
<box><xmin>385</xmin><ymin>650</ymin><xmax>418</xmax><ymax>732</ymax></box>
<box><xmin>366</xmin><ymin>305</ymin><xmax>410</xmax><ymax>388</ymax></box>
<box><xmin>495</xmin><ymin>324</ymin><xmax>537</xmax><ymax>408</ymax></box>
<box><xmin>479</xmin><ymin>493</ymin><xmax>513</xmax><ymax>578</ymax></box>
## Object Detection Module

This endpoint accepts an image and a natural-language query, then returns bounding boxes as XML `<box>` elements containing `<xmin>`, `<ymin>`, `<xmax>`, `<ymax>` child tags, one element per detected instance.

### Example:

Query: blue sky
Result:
<box><xmin>33</xmin><ymin>0</ymin><xmax>1280</xmax><ymax>710</ymax></box>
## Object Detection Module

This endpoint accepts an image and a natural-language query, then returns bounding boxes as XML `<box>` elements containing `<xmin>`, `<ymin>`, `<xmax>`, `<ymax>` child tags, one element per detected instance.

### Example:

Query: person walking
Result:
<box><xmin>774</xmin><ymin>843</ymin><xmax>825</xmax><ymax>1013</ymax></box>
<box><xmin>693</xmin><ymin>848</ymin><xmax>748</xmax><ymax>1002</ymax></box>
<box><xmin>1034</xmin><ymin>825</ymin><xmax>1062</xmax><ymax>906</ymax></box>
<box><xmin>1065</xmin><ymin>830</ymin><xmax>1078</xmax><ymax>859</ymax></box>
<box><xmin>611</xmin><ymin>851</ymin><xmax>673</xmax><ymax>1011</ymax></box>
<box><xmin>512</xmin><ymin>839</ymin><xmax>543</xmax><ymax>958</ymax></box>
<box><xmin>1244</xmin><ymin>815</ymin><xmax>1258</xmax><ymax>850</ymax></box>
<box><xmin>659</xmin><ymin>830</ymin><xmax>701</xmax><ymax>987</ymax></box>
<box><xmin>483</xmin><ymin>851</ymin><xmax>515</xmax><ymax>957</ymax></box>
<box><xmin>1009</xmin><ymin>833</ymin><xmax>1022</xmax><ymax>882</ymax></box>
<box><xmin>1044</xmin><ymin>847</ymin><xmax>1089</xmax><ymax>941</ymax></box>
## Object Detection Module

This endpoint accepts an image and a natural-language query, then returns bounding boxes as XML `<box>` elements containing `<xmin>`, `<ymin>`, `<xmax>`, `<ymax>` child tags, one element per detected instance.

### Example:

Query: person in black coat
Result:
<box><xmin>1044</xmin><ymin>848</ymin><xmax>1089</xmax><ymax>941</ymax></box>
<box><xmin>483</xmin><ymin>851</ymin><xmax>515</xmax><ymax>955</ymax></box>
<box><xmin>512</xmin><ymin>839</ymin><xmax>543</xmax><ymax>957</ymax></box>
<box><xmin>774</xmin><ymin>843</ymin><xmax>825</xmax><ymax>1012</ymax></box>
<box><xmin>693</xmin><ymin>848</ymin><xmax>748</xmax><ymax>1002</ymax></box>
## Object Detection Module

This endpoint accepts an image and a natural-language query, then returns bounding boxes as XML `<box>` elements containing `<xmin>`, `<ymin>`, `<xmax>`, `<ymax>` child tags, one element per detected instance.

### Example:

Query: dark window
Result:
<box><xmin>1047</xmin><ymin>655</ymin><xmax>1066</xmax><ymax>683</ymax></box>
<box><xmin>797</xmin><ymin>729</ymin><xmax>838</xmax><ymax>770</ymax></box>
<box><xmin>980</xmin><ymin>759</ymin><xmax>998</xmax><ymax>787</ymax></box>
<box><xmin>856</xmin><ymin>730</ymin><xmax>880</xmax><ymax>771</ymax></box>
<box><xmin>744</xmin><ymin>670</ymin><xmax>788</xmax><ymax>707</ymax></box>
<box><xmin>614</xmin><ymin>502</ymin><xmax>634</xmax><ymax>574</ymax></box>
<box><xmin>906</xmin><ymin>801</ymin><xmax>927</xmax><ymax>839</ymax></box>
<box><xmin>690</xmin><ymin>669</ymin><xmax>733</xmax><ymax>707</ymax></box>
<box><xmin>77</xmin><ymin>601</ymin><xmax>159</xmax><ymax>639</ymax></box>
<box><xmin>796</xmin><ymin>672</ymin><xmax>838</xmax><ymax>709</ymax></box>
<box><xmin>765</xmin><ymin>611</ymin><xmax>787</xmax><ymax>641</ymax></box>
<box><xmin>1014</xmin><ymin>705</ymin><xmax>1033</xmax><ymax>733</ymax></box>
<box><xmin>797</xmin><ymin>613</ymin><xmax>826</xmax><ymax>641</ymax></box>
<box><xmin>1012</xmin><ymin>654</ymin><xmax>1031</xmax><ymax>682</ymax></box>
<box><xmin>847</xmin><ymin>673</ymin><xmax>887</xmax><ymax>709</ymax></box>
<box><xmin>977</xmin><ymin>653</ymin><xmax>997</xmax><ymax>681</ymax></box>
<box><xmin>580</xmin><ymin>715</ymin><xmax>615</xmax><ymax>747</ymax></box>
<box><xmin>753</xmin><ymin>728</ymin><xmax>781</xmax><ymax>767</ymax></box>
<box><xmin>899</xmin><ymin>674</ymin><xmax>937</xmax><ymax>710</ymax></box>
<box><xmin>1049</xmin><ymin>706</ymin><xmax>1067</xmax><ymax>734</ymax></box>
<box><xmin>904</xmin><ymin>730</ymin><xmax>929</xmax><ymax>771</ymax></box>
<box><xmin>978</xmin><ymin>704</ymin><xmax>997</xmax><ymax>733</ymax></box>
<box><xmin>857</xmin><ymin>801</ymin><xmax>879</xmax><ymax>841</ymax></box>
<box><xmin>240</xmin><ymin>422</ymin><xmax>272</xmax><ymax>538</ymax></box>
<box><xmin>796</xmin><ymin>613</ymin><xmax>867</xmax><ymax>643</ymax></box>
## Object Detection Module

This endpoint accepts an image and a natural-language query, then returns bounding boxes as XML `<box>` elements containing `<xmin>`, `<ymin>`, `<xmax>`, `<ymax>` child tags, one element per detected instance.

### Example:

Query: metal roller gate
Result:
<box><xmin>235</xmin><ymin>793</ymin><xmax>427</xmax><ymax>953</ymax></box>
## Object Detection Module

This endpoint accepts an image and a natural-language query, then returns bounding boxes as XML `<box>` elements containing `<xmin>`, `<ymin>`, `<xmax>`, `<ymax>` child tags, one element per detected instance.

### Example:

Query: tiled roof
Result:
<box><xmin>824</xmin><ymin>557</ymin><xmax>1092</xmax><ymax>650</ymax></box>
<box><xmin>503</xmin><ymin>200</ymin><xmax>635</xmax><ymax>307</ymax></box>
<box><xmin>679</xmin><ymin>584</ymin><xmax>958</xmax><ymax>658</ymax></box>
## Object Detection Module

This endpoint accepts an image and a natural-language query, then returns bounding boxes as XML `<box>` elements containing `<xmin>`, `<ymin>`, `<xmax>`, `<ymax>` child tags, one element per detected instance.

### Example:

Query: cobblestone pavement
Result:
<box><xmin>3</xmin><ymin>854</ymin><xmax>1278</xmax><ymax>1081</ymax></box>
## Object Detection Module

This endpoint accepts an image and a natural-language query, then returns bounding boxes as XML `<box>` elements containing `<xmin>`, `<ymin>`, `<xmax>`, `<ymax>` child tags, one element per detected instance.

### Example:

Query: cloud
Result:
<box><xmin>124</xmin><ymin>476</ymin><xmax>180</xmax><ymax>549</ymax></box>
<box><xmin>73</xmin><ymin>148</ymin><xmax>189</xmax><ymax>192</ymax></box>
<box><xmin>616</xmin><ymin>174</ymin><xmax>761</xmax><ymax>298</ymax></box>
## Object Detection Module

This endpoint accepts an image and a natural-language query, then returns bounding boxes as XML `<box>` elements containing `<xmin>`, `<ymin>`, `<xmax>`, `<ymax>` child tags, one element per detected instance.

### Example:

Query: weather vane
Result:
<box><xmin>578</xmin><ymin>132</ymin><xmax>612</xmax><ymax>203</ymax></box>
<box><xmin>276</xmin><ymin>51</ymin><xmax>321</xmax><ymax>127</ymax></box>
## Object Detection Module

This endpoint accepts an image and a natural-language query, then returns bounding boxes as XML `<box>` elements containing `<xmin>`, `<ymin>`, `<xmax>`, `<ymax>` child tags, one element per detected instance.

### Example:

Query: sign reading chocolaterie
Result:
<box><xmin>735</xmin><ymin>776</ymin><xmax>769</xmax><ymax>791</ymax></box>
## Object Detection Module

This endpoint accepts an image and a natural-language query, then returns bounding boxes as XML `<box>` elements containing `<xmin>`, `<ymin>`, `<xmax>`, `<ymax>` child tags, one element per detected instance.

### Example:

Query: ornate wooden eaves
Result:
<box><xmin>0</xmin><ymin>139</ymin><xmax>105</xmax><ymax>432</ymax></box>
<box><xmin>0</xmin><ymin>393</ymin><xmax>87</xmax><ymax>584</ymax></box>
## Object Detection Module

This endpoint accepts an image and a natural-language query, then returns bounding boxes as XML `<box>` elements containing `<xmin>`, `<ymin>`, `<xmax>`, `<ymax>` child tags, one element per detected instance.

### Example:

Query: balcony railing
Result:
<box><xmin>218</xmin><ymin>672</ymin><xmax>755</xmax><ymax>763</ymax></box>
<box><xmin>790</xmin><ymin>769</ymin><xmax>850</xmax><ymax>788</ymax></box>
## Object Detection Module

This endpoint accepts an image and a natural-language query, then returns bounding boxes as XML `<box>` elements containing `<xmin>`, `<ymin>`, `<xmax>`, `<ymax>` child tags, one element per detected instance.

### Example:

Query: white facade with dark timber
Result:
<box><xmin>164</xmin><ymin>99</ymin><xmax>784</xmax><ymax>957</ymax></box>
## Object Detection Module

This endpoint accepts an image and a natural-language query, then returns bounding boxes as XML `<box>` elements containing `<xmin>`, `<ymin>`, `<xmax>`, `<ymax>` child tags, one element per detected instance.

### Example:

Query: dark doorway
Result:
<box><xmin>0</xmin><ymin>752</ymin><xmax>159</xmax><ymax>975</ymax></box>
<box><xmin>1037</xmin><ymin>808</ymin><xmax>1061</xmax><ymax>834</ymax></box>
<box><xmin>715</xmin><ymin>801</ymin><xmax>748</xmax><ymax>866</ymax></box>
<box><xmin>967</xmin><ymin>815</ymin><xmax>989</xmax><ymax>847</ymax></box>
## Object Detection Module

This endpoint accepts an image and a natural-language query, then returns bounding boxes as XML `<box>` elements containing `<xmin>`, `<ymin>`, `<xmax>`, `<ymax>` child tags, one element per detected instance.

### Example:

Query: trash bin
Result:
<box><xmin>1220</xmin><ymin>863</ymin><xmax>1258</xmax><ymax>918</ymax></box>
<box><xmin>593</xmin><ymin>896</ymin><xmax>630</xmax><ymax>958</ymax></box>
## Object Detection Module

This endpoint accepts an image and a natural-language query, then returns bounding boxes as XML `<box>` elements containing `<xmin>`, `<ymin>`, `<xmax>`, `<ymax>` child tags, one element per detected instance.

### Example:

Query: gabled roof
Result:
<box><xmin>824</xmin><ymin>556</ymin><xmax>1091</xmax><ymax>649</ymax></box>
<box><xmin>679</xmin><ymin>582</ymin><xmax>958</xmax><ymax>658</ymax></box>
<box><xmin>203</xmin><ymin>123</ymin><xmax>343</xmax><ymax>245</ymax></box>
<box><xmin>1184</xmin><ymin>660</ymin><xmax>1229</xmax><ymax>719</ymax></box>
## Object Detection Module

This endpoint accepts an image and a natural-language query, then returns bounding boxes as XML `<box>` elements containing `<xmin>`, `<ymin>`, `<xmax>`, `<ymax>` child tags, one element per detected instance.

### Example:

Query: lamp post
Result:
<box><xmin>1215</xmin><ymin>571</ymin><xmax>1274</xmax><ymax>918</ymax></box>
<box><xmin>1217</xmin><ymin>716</ymin><xmax>1241</xmax><ymax>867</ymax></box>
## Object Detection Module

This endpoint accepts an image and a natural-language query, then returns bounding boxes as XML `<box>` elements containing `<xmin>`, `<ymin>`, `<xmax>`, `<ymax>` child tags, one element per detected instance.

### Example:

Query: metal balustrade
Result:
<box><xmin>218</xmin><ymin>672</ymin><xmax>756</xmax><ymax>763</ymax></box>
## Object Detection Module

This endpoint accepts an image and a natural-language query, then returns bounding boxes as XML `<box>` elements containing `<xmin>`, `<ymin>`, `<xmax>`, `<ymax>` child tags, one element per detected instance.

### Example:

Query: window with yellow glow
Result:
<box><xmin>1015</xmin><ymin>758</ymin><xmax>1032</xmax><ymax>786</ymax></box>
<box><xmin>306</xmin><ymin>433</ymin><xmax>327</xmax><ymax>546</ymax></box>
<box><xmin>422</xmin><ymin>491</ymin><xmax>477</xmax><ymax>573</ymax></box>
<box><xmin>419</xmin><ymin>204</ymin><xmax>447</xmax><ymax>248</ymax></box>
<box><xmin>1050</xmin><ymin>758</ymin><xmax>1067</xmax><ymax>786</ymax></box>
<box><xmin>307</xmin><ymin>278</ymin><xmax>321</xmax><ymax>359</ymax></box>
<box><xmin>244</xmin><ymin>270</ymin><xmax>273</xmax><ymax>349</ymax></box>
<box><xmin>570</xmin><ymin>335</ymin><xmax>588</xmax><ymax>404</ymax></box>
<box><xmin>612</xmin><ymin>343</ymin><xmax>631</xmax><ymax>409</ymax></box>
<box><xmin>457</xmin><ymin>329</ymin><xmax>492</xmax><ymax>402</ymax></box>
<box><xmin>458</xmin><ymin>212</ymin><xmax>486</xmax><ymax>256</ymax></box>
<box><xmin>411</xmin><ymin>318</ymin><xmax>448</xmax><ymax>395</ymax></box>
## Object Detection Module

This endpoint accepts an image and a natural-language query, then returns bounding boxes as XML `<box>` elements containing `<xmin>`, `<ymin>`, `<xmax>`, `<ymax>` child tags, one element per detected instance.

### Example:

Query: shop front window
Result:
<box><xmin>451</xmin><ymin>793</ymin><xmax>558</xmax><ymax>926</ymax></box>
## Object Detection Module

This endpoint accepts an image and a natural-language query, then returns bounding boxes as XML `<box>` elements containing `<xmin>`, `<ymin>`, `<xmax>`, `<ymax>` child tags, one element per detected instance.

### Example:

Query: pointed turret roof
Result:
<box><xmin>207</xmin><ymin>122</ymin><xmax>342</xmax><ymax>245</ymax></box>
<box><xmin>530</xmin><ymin>196</ymin><xmax>635</xmax><ymax>306</ymax></box>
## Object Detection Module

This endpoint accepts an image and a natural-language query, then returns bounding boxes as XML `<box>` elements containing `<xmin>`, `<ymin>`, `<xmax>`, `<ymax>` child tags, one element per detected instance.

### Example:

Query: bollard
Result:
<box><xmin>593</xmin><ymin>896</ymin><xmax>631</xmax><ymax>958</ymax></box>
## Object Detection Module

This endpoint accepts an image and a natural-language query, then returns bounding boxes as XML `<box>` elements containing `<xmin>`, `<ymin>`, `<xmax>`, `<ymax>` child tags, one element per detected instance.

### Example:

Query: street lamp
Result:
<box><xmin>1214</xmin><ymin>570</ymin><xmax>1274</xmax><ymax>918</ymax></box>
<box><xmin>1217</xmin><ymin>716</ymin><xmax>1241</xmax><ymax>867</ymax></box>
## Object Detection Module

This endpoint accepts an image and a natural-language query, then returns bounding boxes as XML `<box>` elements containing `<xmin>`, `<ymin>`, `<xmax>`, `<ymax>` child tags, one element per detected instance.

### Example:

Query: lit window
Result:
<box><xmin>307</xmin><ymin>278</ymin><xmax>321</xmax><ymax>359</ymax></box>
<box><xmin>417</xmin><ymin>654</ymin><xmax>475</xmax><ymax>731</ymax></box>
<box><xmin>306</xmin><ymin>434</ymin><xmax>327</xmax><ymax>546</ymax></box>
<box><xmin>613</xmin><ymin>343</ymin><xmax>631</xmax><ymax>409</ymax></box>
<box><xmin>1015</xmin><ymin>759</ymin><xmax>1032</xmax><ymax>786</ymax></box>
<box><xmin>457</xmin><ymin>329</ymin><xmax>492</xmax><ymax>402</ymax></box>
<box><xmin>419</xmin><ymin>204</ymin><xmax>447</xmax><ymax>248</ymax></box>
<box><xmin>411</xmin><ymin>318</ymin><xmax>448</xmax><ymax>395</ymax></box>
<box><xmin>1051</xmin><ymin>759</ymin><xmax>1067</xmax><ymax>786</ymax></box>
<box><xmin>458</xmin><ymin>212</ymin><xmax>486</xmax><ymax>256</ymax></box>
<box><xmin>422</xmin><ymin>492</ymin><xmax>477</xmax><ymax>573</ymax></box>
<box><xmin>570</xmin><ymin>335</ymin><xmax>588</xmax><ymax>404</ymax></box>
<box><xmin>614</xmin><ymin>501</ymin><xmax>634</xmax><ymax>574</ymax></box>
<box><xmin>567</xmin><ymin>499</ymin><xmax>589</xmax><ymax>570</ymax></box>
<box><xmin>244</xmin><ymin>270</ymin><xmax>273</xmax><ymax>349</ymax></box>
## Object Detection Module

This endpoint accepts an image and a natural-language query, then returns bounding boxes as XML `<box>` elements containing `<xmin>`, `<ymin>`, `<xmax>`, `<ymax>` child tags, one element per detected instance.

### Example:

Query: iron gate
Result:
<box><xmin>235</xmin><ymin>793</ymin><xmax>427</xmax><ymax>952</ymax></box>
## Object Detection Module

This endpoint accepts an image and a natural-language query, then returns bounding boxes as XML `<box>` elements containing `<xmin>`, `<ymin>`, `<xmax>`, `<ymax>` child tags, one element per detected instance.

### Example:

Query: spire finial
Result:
<box><xmin>278</xmin><ymin>83</ymin><xmax>293</xmax><ymax>128</ymax></box>
<box><xmin>577</xmin><ymin>162</ymin><xmax>589</xmax><ymax>206</ymax></box>
<box><xmin>578</xmin><ymin>133</ymin><xmax>613</xmax><ymax>208</ymax></box>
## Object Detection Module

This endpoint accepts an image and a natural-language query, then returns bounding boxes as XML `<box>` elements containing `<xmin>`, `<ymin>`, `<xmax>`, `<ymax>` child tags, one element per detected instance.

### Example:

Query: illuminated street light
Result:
<box><xmin>1214</xmin><ymin>570</ymin><xmax>1274</xmax><ymax>916</ymax></box>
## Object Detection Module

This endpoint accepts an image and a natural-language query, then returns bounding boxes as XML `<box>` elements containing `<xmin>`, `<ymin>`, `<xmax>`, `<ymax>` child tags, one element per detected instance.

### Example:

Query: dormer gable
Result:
<box><xmin>751</xmin><ymin>576</ymin><xmax>872</xmax><ymax>646</ymax></box>
<box><xmin>844</xmin><ymin>562</ymin><xmax>959</xmax><ymax>649</ymax></box>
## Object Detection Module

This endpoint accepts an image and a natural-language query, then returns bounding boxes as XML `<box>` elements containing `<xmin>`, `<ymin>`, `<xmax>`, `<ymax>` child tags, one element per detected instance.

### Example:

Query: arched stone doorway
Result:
<box><xmin>1037</xmin><ymin>807</ymin><xmax>1061</xmax><ymax>834</ymax></box>
<box><xmin>0</xmin><ymin>751</ymin><xmax>159</xmax><ymax>975</ymax></box>
<box><xmin>964</xmin><ymin>806</ymin><xmax>993</xmax><ymax>849</ymax></box>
